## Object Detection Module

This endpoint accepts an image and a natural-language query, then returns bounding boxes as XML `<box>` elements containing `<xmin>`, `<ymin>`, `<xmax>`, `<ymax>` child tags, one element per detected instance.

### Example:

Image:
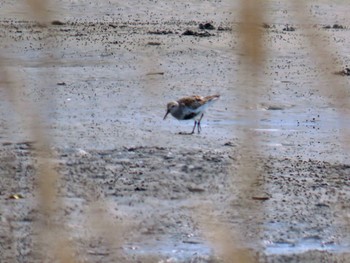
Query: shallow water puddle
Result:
<box><xmin>124</xmin><ymin>238</ymin><xmax>212</xmax><ymax>261</ymax></box>
<box><xmin>265</xmin><ymin>238</ymin><xmax>350</xmax><ymax>255</ymax></box>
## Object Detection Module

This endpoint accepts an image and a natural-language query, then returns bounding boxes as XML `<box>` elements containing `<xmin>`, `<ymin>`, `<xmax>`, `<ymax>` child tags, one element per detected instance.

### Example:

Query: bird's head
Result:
<box><xmin>163</xmin><ymin>101</ymin><xmax>179</xmax><ymax>120</ymax></box>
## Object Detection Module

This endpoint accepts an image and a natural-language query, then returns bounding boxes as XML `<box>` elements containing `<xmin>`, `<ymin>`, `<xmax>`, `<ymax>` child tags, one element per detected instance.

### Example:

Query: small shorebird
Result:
<box><xmin>163</xmin><ymin>94</ymin><xmax>220</xmax><ymax>134</ymax></box>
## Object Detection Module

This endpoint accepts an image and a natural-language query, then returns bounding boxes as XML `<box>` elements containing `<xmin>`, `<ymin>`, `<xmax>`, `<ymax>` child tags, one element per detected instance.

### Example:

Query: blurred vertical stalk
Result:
<box><xmin>199</xmin><ymin>1</ymin><xmax>266</xmax><ymax>262</ymax></box>
<box><xmin>291</xmin><ymin>1</ymin><xmax>350</xmax><ymax>159</ymax></box>
<box><xmin>1</xmin><ymin>52</ymin><xmax>77</xmax><ymax>263</ymax></box>
<box><xmin>291</xmin><ymin>1</ymin><xmax>348</xmax><ymax>106</ymax></box>
<box><xmin>0</xmin><ymin>0</ymin><xmax>78</xmax><ymax>262</ymax></box>
<box><xmin>291</xmin><ymin>0</ymin><xmax>350</xmax><ymax>240</ymax></box>
<box><xmin>239</xmin><ymin>0</ymin><xmax>265</xmax><ymax>71</ymax></box>
<box><xmin>236</xmin><ymin>0</ymin><xmax>265</xmax><ymax>172</ymax></box>
<box><xmin>26</xmin><ymin>1</ymin><xmax>128</xmax><ymax>261</ymax></box>
<box><xmin>26</xmin><ymin>0</ymin><xmax>48</xmax><ymax>22</ymax></box>
<box><xmin>230</xmin><ymin>0</ymin><xmax>266</xmax><ymax>261</ymax></box>
<box><xmin>195</xmin><ymin>203</ymin><xmax>255</xmax><ymax>263</ymax></box>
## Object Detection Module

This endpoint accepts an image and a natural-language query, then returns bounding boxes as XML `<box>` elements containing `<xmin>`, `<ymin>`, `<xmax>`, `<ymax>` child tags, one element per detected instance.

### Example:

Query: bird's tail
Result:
<box><xmin>204</xmin><ymin>94</ymin><xmax>220</xmax><ymax>102</ymax></box>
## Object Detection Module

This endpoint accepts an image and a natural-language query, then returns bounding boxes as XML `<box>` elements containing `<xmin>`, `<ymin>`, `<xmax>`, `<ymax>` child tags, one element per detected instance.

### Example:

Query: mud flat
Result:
<box><xmin>1</xmin><ymin>0</ymin><xmax>350</xmax><ymax>262</ymax></box>
<box><xmin>1</xmin><ymin>142</ymin><xmax>350</xmax><ymax>262</ymax></box>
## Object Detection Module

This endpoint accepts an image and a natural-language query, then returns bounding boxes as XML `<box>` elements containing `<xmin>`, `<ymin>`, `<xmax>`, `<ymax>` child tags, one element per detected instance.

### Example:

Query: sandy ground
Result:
<box><xmin>2</xmin><ymin>0</ymin><xmax>350</xmax><ymax>262</ymax></box>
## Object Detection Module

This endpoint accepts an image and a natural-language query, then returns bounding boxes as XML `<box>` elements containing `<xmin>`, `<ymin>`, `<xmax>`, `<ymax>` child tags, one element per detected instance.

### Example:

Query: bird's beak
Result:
<box><xmin>163</xmin><ymin>110</ymin><xmax>170</xmax><ymax>120</ymax></box>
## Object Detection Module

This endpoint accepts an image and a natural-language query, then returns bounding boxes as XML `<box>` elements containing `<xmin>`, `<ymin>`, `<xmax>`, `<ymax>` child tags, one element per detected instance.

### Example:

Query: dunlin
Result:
<box><xmin>163</xmin><ymin>94</ymin><xmax>220</xmax><ymax>134</ymax></box>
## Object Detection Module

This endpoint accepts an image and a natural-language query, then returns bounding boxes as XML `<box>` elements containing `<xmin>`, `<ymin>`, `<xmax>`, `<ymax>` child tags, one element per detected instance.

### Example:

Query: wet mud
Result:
<box><xmin>2</xmin><ymin>0</ymin><xmax>350</xmax><ymax>262</ymax></box>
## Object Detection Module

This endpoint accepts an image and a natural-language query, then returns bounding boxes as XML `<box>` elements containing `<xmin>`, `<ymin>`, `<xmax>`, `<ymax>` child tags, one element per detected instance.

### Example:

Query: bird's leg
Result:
<box><xmin>191</xmin><ymin>120</ymin><xmax>197</xmax><ymax>134</ymax></box>
<box><xmin>197</xmin><ymin>122</ymin><xmax>201</xmax><ymax>133</ymax></box>
<box><xmin>197</xmin><ymin>114</ymin><xmax>204</xmax><ymax>133</ymax></box>
<box><xmin>178</xmin><ymin>120</ymin><xmax>197</xmax><ymax>135</ymax></box>
<box><xmin>198</xmin><ymin>113</ymin><xmax>204</xmax><ymax>122</ymax></box>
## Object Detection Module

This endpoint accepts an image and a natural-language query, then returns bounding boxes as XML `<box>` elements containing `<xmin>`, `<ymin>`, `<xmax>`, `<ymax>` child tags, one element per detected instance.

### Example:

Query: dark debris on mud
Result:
<box><xmin>182</xmin><ymin>29</ymin><xmax>214</xmax><ymax>37</ymax></box>
<box><xmin>198</xmin><ymin>22</ymin><xmax>215</xmax><ymax>30</ymax></box>
<box><xmin>323</xmin><ymin>24</ymin><xmax>346</xmax><ymax>30</ymax></box>
<box><xmin>334</xmin><ymin>67</ymin><xmax>350</xmax><ymax>76</ymax></box>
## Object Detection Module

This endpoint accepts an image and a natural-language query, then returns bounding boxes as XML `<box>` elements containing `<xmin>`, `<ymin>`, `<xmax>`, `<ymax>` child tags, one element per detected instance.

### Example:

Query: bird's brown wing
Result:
<box><xmin>204</xmin><ymin>94</ymin><xmax>220</xmax><ymax>102</ymax></box>
<box><xmin>178</xmin><ymin>95</ymin><xmax>205</xmax><ymax>110</ymax></box>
